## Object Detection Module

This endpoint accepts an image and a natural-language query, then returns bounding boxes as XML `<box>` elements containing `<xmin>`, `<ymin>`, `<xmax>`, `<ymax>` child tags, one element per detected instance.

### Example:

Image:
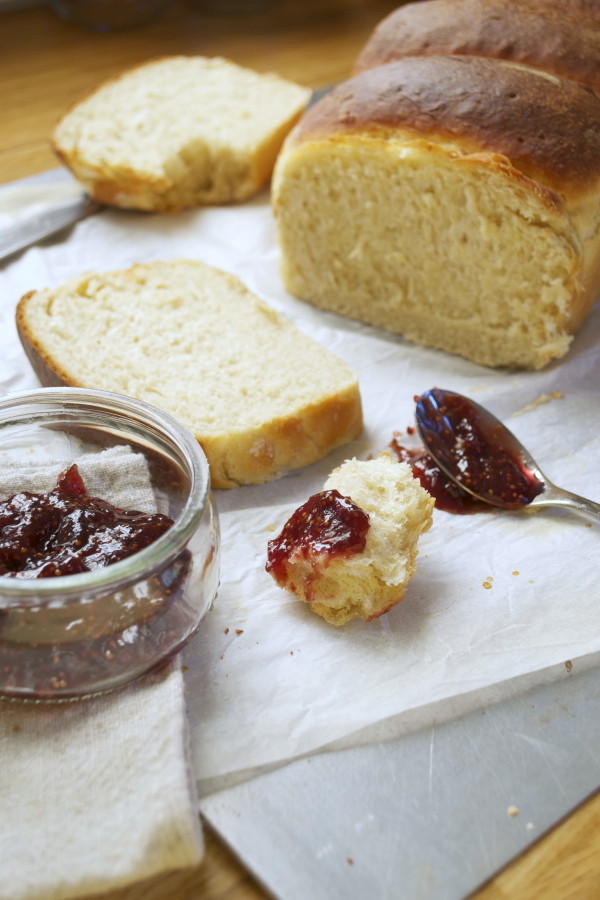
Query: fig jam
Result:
<box><xmin>0</xmin><ymin>464</ymin><xmax>174</xmax><ymax>579</ymax></box>
<box><xmin>266</xmin><ymin>489</ymin><xmax>370</xmax><ymax>587</ymax></box>
<box><xmin>416</xmin><ymin>389</ymin><xmax>544</xmax><ymax>510</ymax></box>
<box><xmin>389</xmin><ymin>438</ymin><xmax>488</xmax><ymax>515</ymax></box>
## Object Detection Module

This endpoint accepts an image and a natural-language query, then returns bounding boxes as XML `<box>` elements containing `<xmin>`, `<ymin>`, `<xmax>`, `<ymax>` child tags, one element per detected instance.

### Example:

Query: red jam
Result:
<box><xmin>266</xmin><ymin>489</ymin><xmax>370</xmax><ymax>586</ymax></box>
<box><xmin>0</xmin><ymin>464</ymin><xmax>174</xmax><ymax>579</ymax></box>
<box><xmin>416</xmin><ymin>389</ymin><xmax>544</xmax><ymax>510</ymax></box>
<box><xmin>389</xmin><ymin>437</ymin><xmax>488</xmax><ymax>515</ymax></box>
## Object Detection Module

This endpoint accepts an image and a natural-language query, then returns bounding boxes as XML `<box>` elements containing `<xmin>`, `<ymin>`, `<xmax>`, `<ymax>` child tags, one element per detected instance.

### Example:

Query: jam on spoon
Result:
<box><xmin>415</xmin><ymin>389</ymin><xmax>544</xmax><ymax>510</ymax></box>
<box><xmin>0</xmin><ymin>463</ymin><xmax>174</xmax><ymax>579</ymax></box>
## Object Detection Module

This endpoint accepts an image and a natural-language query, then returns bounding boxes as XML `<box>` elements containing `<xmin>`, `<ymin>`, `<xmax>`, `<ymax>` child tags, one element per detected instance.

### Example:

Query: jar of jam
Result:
<box><xmin>0</xmin><ymin>388</ymin><xmax>220</xmax><ymax>701</ymax></box>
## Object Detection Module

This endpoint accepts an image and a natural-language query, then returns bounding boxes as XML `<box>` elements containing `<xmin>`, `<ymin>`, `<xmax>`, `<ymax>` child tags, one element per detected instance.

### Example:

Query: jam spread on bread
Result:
<box><xmin>266</xmin><ymin>489</ymin><xmax>370</xmax><ymax>587</ymax></box>
<box><xmin>416</xmin><ymin>390</ymin><xmax>544</xmax><ymax>510</ymax></box>
<box><xmin>0</xmin><ymin>464</ymin><xmax>174</xmax><ymax>579</ymax></box>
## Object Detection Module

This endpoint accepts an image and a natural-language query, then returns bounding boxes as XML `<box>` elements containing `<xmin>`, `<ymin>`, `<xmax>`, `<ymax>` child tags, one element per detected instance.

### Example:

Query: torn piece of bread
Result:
<box><xmin>267</xmin><ymin>454</ymin><xmax>434</xmax><ymax>626</ymax></box>
<box><xmin>52</xmin><ymin>56</ymin><xmax>311</xmax><ymax>211</ymax></box>
<box><xmin>272</xmin><ymin>57</ymin><xmax>600</xmax><ymax>370</ymax></box>
<box><xmin>353</xmin><ymin>0</ymin><xmax>600</xmax><ymax>97</ymax></box>
<box><xmin>16</xmin><ymin>260</ymin><xmax>363</xmax><ymax>489</ymax></box>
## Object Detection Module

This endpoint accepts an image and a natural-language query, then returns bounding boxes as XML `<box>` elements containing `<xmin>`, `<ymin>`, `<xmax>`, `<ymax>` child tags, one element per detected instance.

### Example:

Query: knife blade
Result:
<box><xmin>0</xmin><ymin>194</ymin><xmax>102</xmax><ymax>264</ymax></box>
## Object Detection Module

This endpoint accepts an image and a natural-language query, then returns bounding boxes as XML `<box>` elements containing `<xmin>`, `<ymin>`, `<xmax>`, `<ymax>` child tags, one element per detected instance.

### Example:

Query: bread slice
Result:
<box><xmin>267</xmin><ymin>454</ymin><xmax>434</xmax><ymax>626</ymax></box>
<box><xmin>52</xmin><ymin>56</ymin><xmax>311</xmax><ymax>211</ymax></box>
<box><xmin>273</xmin><ymin>57</ymin><xmax>600</xmax><ymax>370</ymax></box>
<box><xmin>16</xmin><ymin>260</ymin><xmax>363</xmax><ymax>489</ymax></box>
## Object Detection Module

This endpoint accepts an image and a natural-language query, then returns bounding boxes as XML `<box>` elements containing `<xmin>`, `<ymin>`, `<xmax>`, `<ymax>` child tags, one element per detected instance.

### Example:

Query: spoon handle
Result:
<box><xmin>537</xmin><ymin>485</ymin><xmax>600</xmax><ymax>523</ymax></box>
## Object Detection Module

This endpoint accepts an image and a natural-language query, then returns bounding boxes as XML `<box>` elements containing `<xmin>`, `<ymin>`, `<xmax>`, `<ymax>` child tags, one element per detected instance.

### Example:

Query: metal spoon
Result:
<box><xmin>415</xmin><ymin>388</ymin><xmax>600</xmax><ymax>522</ymax></box>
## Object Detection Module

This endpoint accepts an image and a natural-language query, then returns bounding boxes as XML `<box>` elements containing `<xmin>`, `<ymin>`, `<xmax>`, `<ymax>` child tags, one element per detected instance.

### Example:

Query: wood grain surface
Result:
<box><xmin>2</xmin><ymin>3</ymin><xmax>600</xmax><ymax>899</ymax></box>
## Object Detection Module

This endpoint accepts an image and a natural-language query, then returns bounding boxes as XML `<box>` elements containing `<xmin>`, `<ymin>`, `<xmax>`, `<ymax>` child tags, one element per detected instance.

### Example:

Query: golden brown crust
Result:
<box><xmin>16</xmin><ymin>288</ymin><xmax>363</xmax><ymax>490</ymax></box>
<box><xmin>292</xmin><ymin>56</ymin><xmax>600</xmax><ymax>202</ymax></box>
<box><xmin>522</xmin><ymin>0</ymin><xmax>600</xmax><ymax>20</ymax></box>
<box><xmin>354</xmin><ymin>0</ymin><xmax>600</xmax><ymax>97</ymax></box>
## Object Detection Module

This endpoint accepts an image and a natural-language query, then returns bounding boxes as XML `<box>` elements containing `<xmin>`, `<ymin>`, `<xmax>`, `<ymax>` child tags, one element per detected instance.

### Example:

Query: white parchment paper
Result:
<box><xmin>2</xmin><ymin>169</ymin><xmax>599</xmax><ymax>792</ymax></box>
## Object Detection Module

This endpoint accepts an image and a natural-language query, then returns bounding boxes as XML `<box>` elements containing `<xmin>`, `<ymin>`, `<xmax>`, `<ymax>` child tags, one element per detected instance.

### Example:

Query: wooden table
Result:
<box><xmin>2</xmin><ymin>3</ymin><xmax>600</xmax><ymax>898</ymax></box>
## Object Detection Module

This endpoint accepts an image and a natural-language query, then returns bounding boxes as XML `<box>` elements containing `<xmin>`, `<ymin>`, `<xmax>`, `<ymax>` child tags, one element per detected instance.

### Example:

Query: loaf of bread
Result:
<box><xmin>266</xmin><ymin>454</ymin><xmax>434</xmax><ymax>626</ymax></box>
<box><xmin>354</xmin><ymin>0</ymin><xmax>600</xmax><ymax>96</ymax></box>
<box><xmin>53</xmin><ymin>56</ymin><xmax>311</xmax><ymax>211</ymax></box>
<box><xmin>16</xmin><ymin>261</ymin><xmax>363</xmax><ymax>489</ymax></box>
<box><xmin>272</xmin><ymin>56</ymin><xmax>600</xmax><ymax>370</ymax></box>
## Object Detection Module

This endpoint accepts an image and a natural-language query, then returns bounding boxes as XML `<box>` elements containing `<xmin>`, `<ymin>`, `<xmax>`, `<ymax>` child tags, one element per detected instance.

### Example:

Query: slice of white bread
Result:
<box><xmin>52</xmin><ymin>56</ymin><xmax>311</xmax><ymax>211</ymax></box>
<box><xmin>16</xmin><ymin>260</ymin><xmax>363</xmax><ymax>489</ymax></box>
<box><xmin>267</xmin><ymin>454</ymin><xmax>434</xmax><ymax>625</ymax></box>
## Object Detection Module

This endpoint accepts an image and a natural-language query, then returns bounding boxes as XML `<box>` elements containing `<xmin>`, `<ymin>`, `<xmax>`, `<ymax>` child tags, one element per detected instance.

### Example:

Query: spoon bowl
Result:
<box><xmin>415</xmin><ymin>388</ymin><xmax>600</xmax><ymax>523</ymax></box>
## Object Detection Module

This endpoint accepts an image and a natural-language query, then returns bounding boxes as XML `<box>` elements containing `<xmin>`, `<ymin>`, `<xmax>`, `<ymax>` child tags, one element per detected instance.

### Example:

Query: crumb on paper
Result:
<box><xmin>220</xmin><ymin>655</ymin><xmax>224</xmax><ymax>660</ymax></box>
<box><xmin>224</xmin><ymin>628</ymin><xmax>229</xmax><ymax>634</ymax></box>
<box><xmin>508</xmin><ymin>805</ymin><xmax>519</xmax><ymax>817</ymax></box>
<box><xmin>565</xmin><ymin>660</ymin><xmax>573</xmax><ymax>673</ymax></box>
<box><xmin>487</xmin><ymin>577</ymin><xmax>493</xmax><ymax>581</ymax></box>
<box><xmin>12</xmin><ymin>725</ymin><xmax>19</xmax><ymax>733</ymax></box>
<box><xmin>181</xmin><ymin>665</ymin><xmax>188</xmax><ymax>673</ymax></box>
<box><xmin>266</xmin><ymin>524</ymin><xmax>276</xmax><ymax>532</ymax></box>
<box><xmin>529</xmin><ymin>580</ymin><xmax>534</xmax><ymax>584</ymax></box>
<box><xmin>526</xmin><ymin>822</ymin><xmax>534</xmax><ymax>831</ymax></box>
<box><xmin>291</xmin><ymin>651</ymin><xmax>293</xmax><ymax>655</ymax></box>
<box><xmin>512</xmin><ymin>571</ymin><xmax>519</xmax><ymax>576</ymax></box>
<box><xmin>483</xmin><ymin>581</ymin><xmax>492</xmax><ymax>590</ymax></box>
<box><xmin>512</xmin><ymin>391</ymin><xmax>564</xmax><ymax>418</ymax></box>
<box><xmin>347</xmin><ymin>858</ymin><xmax>354</xmax><ymax>865</ymax></box>
<box><xmin>236</xmin><ymin>629</ymin><xmax>244</xmax><ymax>635</ymax></box>
<box><xmin>586</xmin><ymin>523</ymin><xmax>592</xmax><ymax>528</ymax></box>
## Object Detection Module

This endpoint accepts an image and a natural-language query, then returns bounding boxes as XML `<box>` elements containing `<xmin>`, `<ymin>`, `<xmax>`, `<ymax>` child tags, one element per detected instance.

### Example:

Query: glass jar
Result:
<box><xmin>0</xmin><ymin>388</ymin><xmax>219</xmax><ymax>701</ymax></box>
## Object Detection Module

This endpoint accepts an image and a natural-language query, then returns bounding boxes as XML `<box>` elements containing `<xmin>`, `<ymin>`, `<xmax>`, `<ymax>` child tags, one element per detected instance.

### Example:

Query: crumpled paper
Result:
<box><xmin>2</xmin><ymin>169</ymin><xmax>599</xmax><ymax>795</ymax></box>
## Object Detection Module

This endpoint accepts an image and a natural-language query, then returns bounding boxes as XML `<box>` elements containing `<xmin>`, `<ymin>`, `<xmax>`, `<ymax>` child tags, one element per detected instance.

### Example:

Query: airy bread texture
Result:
<box><xmin>273</xmin><ymin>57</ymin><xmax>600</xmax><ymax>370</ymax></box>
<box><xmin>272</xmin><ymin>454</ymin><xmax>434</xmax><ymax>626</ymax></box>
<box><xmin>16</xmin><ymin>261</ymin><xmax>362</xmax><ymax>489</ymax></box>
<box><xmin>53</xmin><ymin>56</ymin><xmax>311</xmax><ymax>211</ymax></box>
<box><xmin>354</xmin><ymin>0</ymin><xmax>600</xmax><ymax>96</ymax></box>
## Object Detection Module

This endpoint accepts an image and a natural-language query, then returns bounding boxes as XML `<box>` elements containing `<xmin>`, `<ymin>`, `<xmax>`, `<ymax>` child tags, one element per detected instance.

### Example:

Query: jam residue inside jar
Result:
<box><xmin>266</xmin><ymin>489</ymin><xmax>370</xmax><ymax>586</ymax></box>
<box><xmin>0</xmin><ymin>464</ymin><xmax>174</xmax><ymax>579</ymax></box>
<box><xmin>388</xmin><ymin>437</ymin><xmax>488</xmax><ymax>515</ymax></box>
<box><xmin>416</xmin><ymin>389</ymin><xmax>544</xmax><ymax>510</ymax></box>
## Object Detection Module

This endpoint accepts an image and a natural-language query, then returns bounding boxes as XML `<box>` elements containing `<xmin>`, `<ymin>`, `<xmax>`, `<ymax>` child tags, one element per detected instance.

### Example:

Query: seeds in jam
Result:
<box><xmin>0</xmin><ymin>464</ymin><xmax>174</xmax><ymax>579</ymax></box>
<box><xmin>266</xmin><ymin>489</ymin><xmax>370</xmax><ymax>587</ymax></box>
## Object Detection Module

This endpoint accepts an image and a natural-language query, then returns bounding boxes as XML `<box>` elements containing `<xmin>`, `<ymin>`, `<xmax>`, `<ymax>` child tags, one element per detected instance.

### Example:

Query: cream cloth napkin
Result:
<box><xmin>0</xmin><ymin>447</ymin><xmax>204</xmax><ymax>900</ymax></box>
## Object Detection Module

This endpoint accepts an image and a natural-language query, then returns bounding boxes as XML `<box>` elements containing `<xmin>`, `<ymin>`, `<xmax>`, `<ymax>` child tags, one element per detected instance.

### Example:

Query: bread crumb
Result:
<box><xmin>291</xmin><ymin>651</ymin><xmax>294</xmax><ymax>655</ymax></box>
<box><xmin>181</xmin><ymin>665</ymin><xmax>189</xmax><ymax>672</ymax></box>
<box><xmin>12</xmin><ymin>725</ymin><xmax>20</xmax><ymax>733</ymax></box>
<box><xmin>512</xmin><ymin>570</ymin><xmax>519</xmax><ymax>575</ymax></box>
<box><xmin>220</xmin><ymin>655</ymin><xmax>224</xmax><ymax>660</ymax></box>
<box><xmin>529</xmin><ymin>580</ymin><xmax>534</xmax><ymax>584</ymax></box>
<box><xmin>508</xmin><ymin>805</ymin><xmax>519</xmax><ymax>817</ymax></box>
<box><xmin>512</xmin><ymin>391</ymin><xmax>564</xmax><ymax>417</ymax></box>
<box><xmin>483</xmin><ymin>581</ymin><xmax>492</xmax><ymax>589</ymax></box>
<box><xmin>224</xmin><ymin>628</ymin><xmax>229</xmax><ymax>634</ymax></box>
<box><xmin>487</xmin><ymin>577</ymin><xmax>493</xmax><ymax>581</ymax></box>
<box><xmin>236</xmin><ymin>629</ymin><xmax>244</xmax><ymax>634</ymax></box>
<box><xmin>266</xmin><ymin>524</ymin><xmax>276</xmax><ymax>532</ymax></box>
<box><xmin>526</xmin><ymin>822</ymin><xmax>534</xmax><ymax>831</ymax></box>
<box><xmin>565</xmin><ymin>660</ymin><xmax>573</xmax><ymax>672</ymax></box>
<box><xmin>585</xmin><ymin>523</ymin><xmax>592</xmax><ymax>528</ymax></box>
<box><xmin>347</xmin><ymin>858</ymin><xmax>354</xmax><ymax>865</ymax></box>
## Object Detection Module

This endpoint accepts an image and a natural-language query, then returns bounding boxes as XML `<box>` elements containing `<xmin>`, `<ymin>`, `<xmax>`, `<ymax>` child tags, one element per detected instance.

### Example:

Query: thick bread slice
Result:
<box><xmin>354</xmin><ymin>0</ymin><xmax>600</xmax><ymax>96</ymax></box>
<box><xmin>16</xmin><ymin>260</ymin><xmax>363</xmax><ymax>489</ymax></box>
<box><xmin>269</xmin><ymin>454</ymin><xmax>434</xmax><ymax>626</ymax></box>
<box><xmin>273</xmin><ymin>57</ymin><xmax>600</xmax><ymax>370</ymax></box>
<box><xmin>52</xmin><ymin>56</ymin><xmax>311</xmax><ymax>211</ymax></box>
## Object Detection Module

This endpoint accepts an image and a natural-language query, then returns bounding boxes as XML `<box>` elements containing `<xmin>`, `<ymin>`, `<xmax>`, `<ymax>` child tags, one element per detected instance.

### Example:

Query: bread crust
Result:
<box><xmin>16</xmin><ymin>271</ymin><xmax>363</xmax><ymax>490</ymax></box>
<box><xmin>289</xmin><ymin>56</ymin><xmax>600</xmax><ymax>204</ymax></box>
<box><xmin>354</xmin><ymin>0</ymin><xmax>600</xmax><ymax>97</ymax></box>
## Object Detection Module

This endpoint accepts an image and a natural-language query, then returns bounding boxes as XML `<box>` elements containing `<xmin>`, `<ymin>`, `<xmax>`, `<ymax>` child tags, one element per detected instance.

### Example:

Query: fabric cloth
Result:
<box><xmin>0</xmin><ymin>448</ymin><xmax>203</xmax><ymax>900</ymax></box>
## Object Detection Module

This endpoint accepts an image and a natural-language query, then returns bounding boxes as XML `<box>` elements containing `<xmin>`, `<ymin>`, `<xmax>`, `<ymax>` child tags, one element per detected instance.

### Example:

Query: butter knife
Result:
<box><xmin>0</xmin><ymin>194</ymin><xmax>102</xmax><ymax>264</ymax></box>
